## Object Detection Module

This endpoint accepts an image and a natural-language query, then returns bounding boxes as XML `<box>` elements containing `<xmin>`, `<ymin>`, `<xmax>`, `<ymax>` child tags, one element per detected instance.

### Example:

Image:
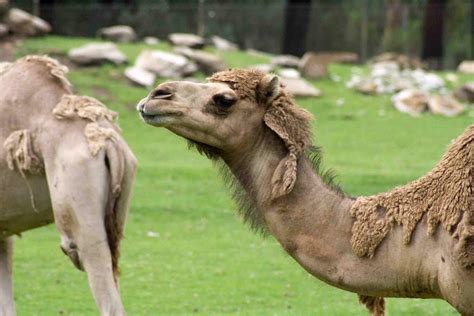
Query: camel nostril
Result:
<box><xmin>150</xmin><ymin>88</ymin><xmax>173</xmax><ymax>100</ymax></box>
<box><xmin>136</xmin><ymin>98</ymin><xmax>147</xmax><ymax>112</ymax></box>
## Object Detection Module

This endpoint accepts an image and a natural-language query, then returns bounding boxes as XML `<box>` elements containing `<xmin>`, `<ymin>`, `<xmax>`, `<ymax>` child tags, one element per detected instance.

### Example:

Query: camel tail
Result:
<box><xmin>104</xmin><ymin>137</ymin><xmax>137</xmax><ymax>282</ymax></box>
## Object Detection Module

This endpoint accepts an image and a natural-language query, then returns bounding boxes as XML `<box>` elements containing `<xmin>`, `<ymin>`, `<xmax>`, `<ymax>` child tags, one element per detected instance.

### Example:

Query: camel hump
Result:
<box><xmin>3</xmin><ymin>55</ymin><xmax>72</xmax><ymax>92</ymax></box>
<box><xmin>350</xmin><ymin>124</ymin><xmax>473</xmax><ymax>260</ymax></box>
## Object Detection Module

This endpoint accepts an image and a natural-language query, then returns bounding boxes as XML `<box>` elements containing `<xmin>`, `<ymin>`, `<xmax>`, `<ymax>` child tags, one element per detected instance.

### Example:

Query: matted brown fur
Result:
<box><xmin>359</xmin><ymin>295</ymin><xmax>385</xmax><ymax>316</ymax></box>
<box><xmin>3</xmin><ymin>129</ymin><xmax>44</xmax><ymax>213</ymax></box>
<box><xmin>350</xmin><ymin>125</ymin><xmax>474</xmax><ymax>267</ymax></box>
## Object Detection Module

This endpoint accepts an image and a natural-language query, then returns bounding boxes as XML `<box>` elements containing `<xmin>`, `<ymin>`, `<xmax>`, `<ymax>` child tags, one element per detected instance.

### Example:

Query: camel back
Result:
<box><xmin>350</xmin><ymin>125</ymin><xmax>474</xmax><ymax>268</ymax></box>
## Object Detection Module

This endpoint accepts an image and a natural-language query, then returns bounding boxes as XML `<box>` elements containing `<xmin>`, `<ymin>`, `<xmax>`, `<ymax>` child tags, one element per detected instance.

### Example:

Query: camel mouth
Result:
<box><xmin>139</xmin><ymin>110</ymin><xmax>182</xmax><ymax>127</ymax></box>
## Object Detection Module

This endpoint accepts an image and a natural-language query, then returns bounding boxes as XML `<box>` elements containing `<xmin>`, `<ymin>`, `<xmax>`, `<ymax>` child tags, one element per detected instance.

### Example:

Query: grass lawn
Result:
<box><xmin>9</xmin><ymin>36</ymin><xmax>473</xmax><ymax>315</ymax></box>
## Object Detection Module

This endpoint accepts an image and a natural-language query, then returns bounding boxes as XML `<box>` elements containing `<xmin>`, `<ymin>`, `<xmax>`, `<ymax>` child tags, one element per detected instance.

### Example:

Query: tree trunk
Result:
<box><xmin>282</xmin><ymin>0</ymin><xmax>311</xmax><ymax>57</ymax></box>
<box><xmin>382</xmin><ymin>0</ymin><xmax>402</xmax><ymax>52</ymax></box>
<box><xmin>422</xmin><ymin>0</ymin><xmax>447</xmax><ymax>69</ymax></box>
<box><xmin>39</xmin><ymin>0</ymin><xmax>55</xmax><ymax>28</ymax></box>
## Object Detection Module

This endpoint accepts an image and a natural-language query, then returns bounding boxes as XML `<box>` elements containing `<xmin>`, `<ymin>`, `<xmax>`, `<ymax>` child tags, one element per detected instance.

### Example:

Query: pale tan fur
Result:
<box><xmin>138</xmin><ymin>68</ymin><xmax>474</xmax><ymax>315</ymax></box>
<box><xmin>0</xmin><ymin>56</ymin><xmax>137</xmax><ymax>315</ymax></box>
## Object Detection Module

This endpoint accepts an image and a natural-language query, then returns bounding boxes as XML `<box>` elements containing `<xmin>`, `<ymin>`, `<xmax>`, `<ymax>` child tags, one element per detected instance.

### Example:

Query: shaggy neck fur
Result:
<box><xmin>218</xmin><ymin>123</ymin><xmax>356</xmax><ymax>261</ymax></box>
<box><xmin>351</xmin><ymin>125</ymin><xmax>474</xmax><ymax>267</ymax></box>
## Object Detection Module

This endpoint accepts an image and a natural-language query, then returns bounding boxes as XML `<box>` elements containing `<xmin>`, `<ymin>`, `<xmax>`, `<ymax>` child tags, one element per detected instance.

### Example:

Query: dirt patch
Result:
<box><xmin>90</xmin><ymin>86</ymin><xmax>116</xmax><ymax>103</ymax></box>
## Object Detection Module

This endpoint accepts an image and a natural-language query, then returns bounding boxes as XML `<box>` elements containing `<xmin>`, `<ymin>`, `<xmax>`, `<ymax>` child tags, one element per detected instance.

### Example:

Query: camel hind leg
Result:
<box><xmin>0</xmin><ymin>237</ymin><xmax>15</xmax><ymax>316</ymax></box>
<box><xmin>46</xmin><ymin>149</ymin><xmax>126</xmax><ymax>316</ymax></box>
<box><xmin>358</xmin><ymin>295</ymin><xmax>385</xmax><ymax>316</ymax></box>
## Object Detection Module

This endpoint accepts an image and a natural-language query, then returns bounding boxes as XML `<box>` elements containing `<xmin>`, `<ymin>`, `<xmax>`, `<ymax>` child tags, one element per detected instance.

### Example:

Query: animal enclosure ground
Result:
<box><xmin>9</xmin><ymin>36</ymin><xmax>473</xmax><ymax>315</ymax></box>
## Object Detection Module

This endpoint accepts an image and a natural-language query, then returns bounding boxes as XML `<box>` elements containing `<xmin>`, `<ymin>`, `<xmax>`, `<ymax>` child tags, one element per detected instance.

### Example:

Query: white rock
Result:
<box><xmin>68</xmin><ymin>42</ymin><xmax>127</xmax><ymax>65</ymax></box>
<box><xmin>391</xmin><ymin>89</ymin><xmax>429</xmax><ymax>116</ymax></box>
<box><xmin>277</xmin><ymin>68</ymin><xmax>300</xmax><ymax>79</ymax></box>
<box><xmin>6</xmin><ymin>8</ymin><xmax>51</xmax><ymax>36</ymax></box>
<box><xmin>135</xmin><ymin>49</ymin><xmax>197</xmax><ymax>78</ymax></box>
<box><xmin>371</xmin><ymin>61</ymin><xmax>399</xmax><ymax>77</ymax></box>
<box><xmin>125</xmin><ymin>66</ymin><xmax>156</xmax><ymax>87</ymax></box>
<box><xmin>211</xmin><ymin>35</ymin><xmax>238</xmax><ymax>51</ymax></box>
<box><xmin>411</xmin><ymin>70</ymin><xmax>444</xmax><ymax>91</ymax></box>
<box><xmin>98</xmin><ymin>25</ymin><xmax>136</xmax><ymax>43</ymax></box>
<box><xmin>174</xmin><ymin>46</ymin><xmax>226</xmax><ymax>74</ymax></box>
<box><xmin>458</xmin><ymin>60</ymin><xmax>474</xmax><ymax>74</ymax></box>
<box><xmin>299</xmin><ymin>52</ymin><xmax>328</xmax><ymax>79</ymax></box>
<box><xmin>271</xmin><ymin>54</ymin><xmax>300</xmax><ymax>68</ymax></box>
<box><xmin>280</xmin><ymin>77</ymin><xmax>321</xmax><ymax>97</ymax></box>
<box><xmin>428</xmin><ymin>95</ymin><xmax>465</xmax><ymax>117</ymax></box>
<box><xmin>144</xmin><ymin>36</ymin><xmax>160</xmax><ymax>45</ymax></box>
<box><xmin>169</xmin><ymin>33</ymin><xmax>205</xmax><ymax>49</ymax></box>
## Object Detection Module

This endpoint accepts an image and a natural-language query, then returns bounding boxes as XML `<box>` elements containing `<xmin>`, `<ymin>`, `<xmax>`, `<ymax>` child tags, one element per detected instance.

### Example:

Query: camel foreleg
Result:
<box><xmin>0</xmin><ymin>237</ymin><xmax>15</xmax><ymax>316</ymax></box>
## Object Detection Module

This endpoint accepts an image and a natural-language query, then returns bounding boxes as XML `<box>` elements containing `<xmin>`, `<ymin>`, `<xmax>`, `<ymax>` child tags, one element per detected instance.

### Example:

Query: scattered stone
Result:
<box><xmin>6</xmin><ymin>8</ymin><xmax>51</xmax><ymax>36</ymax></box>
<box><xmin>371</xmin><ymin>52</ymin><xmax>424</xmax><ymax>69</ymax></box>
<box><xmin>280</xmin><ymin>77</ymin><xmax>321</xmax><ymax>97</ymax></box>
<box><xmin>174</xmin><ymin>46</ymin><xmax>226</xmax><ymax>75</ymax></box>
<box><xmin>271</xmin><ymin>54</ymin><xmax>300</xmax><ymax>68</ymax></box>
<box><xmin>135</xmin><ymin>49</ymin><xmax>197</xmax><ymax>78</ymax></box>
<box><xmin>458</xmin><ymin>60</ymin><xmax>474</xmax><ymax>74</ymax></box>
<box><xmin>124</xmin><ymin>66</ymin><xmax>156</xmax><ymax>88</ymax></box>
<box><xmin>144</xmin><ymin>36</ymin><xmax>159</xmax><ymax>45</ymax></box>
<box><xmin>248</xmin><ymin>64</ymin><xmax>273</xmax><ymax>73</ymax></box>
<box><xmin>410</xmin><ymin>69</ymin><xmax>444</xmax><ymax>92</ymax></box>
<box><xmin>211</xmin><ymin>35</ymin><xmax>237</xmax><ymax>51</ymax></box>
<box><xmin>391</xmin><ymin>89</ymin><xmax>429</xmax><ymax>116</ymax></box>
<box><xmin>428</xmin><ymin>95</ymin><xmax>465</xmax><ymax>117</ymax></box>
<box><xmin>168</xmin><ymin>33</ymin><xmax>205</xmax><ymax>49</ymax></box>
<box><xmin>0</xmin><ymin>23</ymin><xmax>8</xmax><ymax>38</ymax></box>
<box><xmin>347</xmin><ymin>64</ymin><xmax>445</xmax><ymax>95</ymax></box>
<box><xmin>299</xmin><ymin>52</ymin><xmax>328</xmax><ymax>79</ymax></box>
<box><xmin>453</xmin><ymin>83</ymin><xmax>474</xmax><ymax>103</ymax></box>
<box><xmin>68</xmin><ymin>42</ymin><xmax>127</xmax><ymax>65</ymax></box>
<box><xmin>277</xmin><ymin>68</ymin><xmax>300</xmax><ymax>79</ymax></box>
<box><xmin>97</xmin><ymin>25</ymin><xmax>136</xmax><ymax>43</ymax></box>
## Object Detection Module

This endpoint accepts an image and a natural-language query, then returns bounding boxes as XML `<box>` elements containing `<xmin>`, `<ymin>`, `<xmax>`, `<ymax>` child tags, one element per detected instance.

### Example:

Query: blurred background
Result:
<box><xmin>9</xmin><ymin>0</ymin><xmax>473</xmax><ymax>69</ymax></box>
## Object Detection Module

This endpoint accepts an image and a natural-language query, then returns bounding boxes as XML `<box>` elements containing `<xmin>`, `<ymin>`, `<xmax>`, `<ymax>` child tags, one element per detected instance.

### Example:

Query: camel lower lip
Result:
<box><xmin>139</xmin><ymin>112</ymin><xmax>177</xmax><ymax>126</ymax></box>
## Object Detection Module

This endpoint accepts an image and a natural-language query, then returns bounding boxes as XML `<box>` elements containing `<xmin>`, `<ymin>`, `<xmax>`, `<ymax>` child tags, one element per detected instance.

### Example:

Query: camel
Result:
<box><xmin>137</xmin><ymin>69</ymin><xmax>473</xmax><ymax>315</ymax></box>
<box><xmin>0</xmin><ymin>55</ymin><xmax>137</xmax><ymax>316</ymax></box>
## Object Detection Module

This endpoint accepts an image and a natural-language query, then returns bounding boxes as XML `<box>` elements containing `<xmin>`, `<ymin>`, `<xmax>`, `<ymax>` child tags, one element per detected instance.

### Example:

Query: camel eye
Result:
<box><xmin>213</xmin><ymin>94</ymin><xmax>236</xmax><ymax>109</ymax></box>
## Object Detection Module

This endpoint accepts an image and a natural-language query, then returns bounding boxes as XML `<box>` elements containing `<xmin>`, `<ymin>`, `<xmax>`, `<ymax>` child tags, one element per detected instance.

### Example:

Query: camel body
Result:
<box><xmin>0</xmin><ymin>56</ymin><xmax>137</xmax><ymax>316</ymax></box>
<box><xmin>138</xmin><ymin>69</ymin><xmax>473</xmax><ymax>315</ymax></box>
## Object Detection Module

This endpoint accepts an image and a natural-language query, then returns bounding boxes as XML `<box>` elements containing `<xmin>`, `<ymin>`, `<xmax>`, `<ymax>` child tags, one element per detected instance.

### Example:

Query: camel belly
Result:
<box><xmin>0</xmin><ymin>168</ymin><xmax>53</xmax><ymax>236</ymax></box>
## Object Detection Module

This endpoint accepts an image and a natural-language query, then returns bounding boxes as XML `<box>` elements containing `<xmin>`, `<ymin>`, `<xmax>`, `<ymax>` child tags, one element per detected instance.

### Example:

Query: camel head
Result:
<box><xmin>138</xmin><ymin>69</ymin><xmax>313</xmax><ymax>198</ymax></box>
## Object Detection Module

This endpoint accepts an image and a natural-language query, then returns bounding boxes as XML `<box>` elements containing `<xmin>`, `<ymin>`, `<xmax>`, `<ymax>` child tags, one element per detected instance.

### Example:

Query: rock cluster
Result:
<box><xmin>347</xmin><ymin>61</ymin><xmax>471</xmax><ymax>117</ymax></box>
<box><xmin>0</xmin><ymin>7</ymin><xmax>51</xmax><ymax>37</ymax></box>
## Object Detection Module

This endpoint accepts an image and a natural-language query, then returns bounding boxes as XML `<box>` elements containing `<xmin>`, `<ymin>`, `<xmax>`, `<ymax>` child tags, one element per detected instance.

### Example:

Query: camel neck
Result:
<box><xmin>222</xmin><ymin>132</ymin><xmax>354</xmax><ymax>250</ymax></box>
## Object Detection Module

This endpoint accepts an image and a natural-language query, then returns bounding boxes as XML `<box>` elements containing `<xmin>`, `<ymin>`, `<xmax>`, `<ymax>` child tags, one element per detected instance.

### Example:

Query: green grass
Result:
<box><xmin>11</xmin><ymin>36</ymin><xmax>474</xmax><ymax>315</ymax></box>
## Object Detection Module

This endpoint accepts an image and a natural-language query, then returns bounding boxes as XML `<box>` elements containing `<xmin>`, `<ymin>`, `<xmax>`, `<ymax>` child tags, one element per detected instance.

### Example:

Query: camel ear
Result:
<box><xmin>259</xmin><ymin>74</ymin><xmax>281</xmax><ymax>105</ymax></box>
<box><xmin>263</xmin><ymin>93</ymin><xmax>313</xmax><ymax>200</ymax></box>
